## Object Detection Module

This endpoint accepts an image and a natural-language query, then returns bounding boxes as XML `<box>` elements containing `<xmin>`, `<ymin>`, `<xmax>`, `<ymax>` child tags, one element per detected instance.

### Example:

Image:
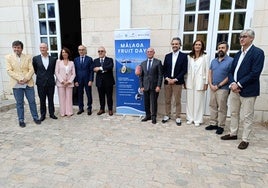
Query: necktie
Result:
<box><xmin>147</xmin><ymin>59</ymin><xmax>152</xmax><ymax>71</ymax></box>
<box><xmin>100</xmin><ymin>58</ymin><xmax>104</xmax><ymax>66</ymax></box>
<box><xmin>80</xmin><ymin>56</ymin><xmax>84</xmax><ymax>64</ymax></box>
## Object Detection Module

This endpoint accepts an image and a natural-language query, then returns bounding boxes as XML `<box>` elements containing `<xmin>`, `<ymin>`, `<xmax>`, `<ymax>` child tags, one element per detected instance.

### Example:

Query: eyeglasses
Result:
<box><xmin>98</xmin><ymin>50</ymin><xmax>104</xmax><ymax>53</ymax></box>
<box><xmin>239</xmin><ymin>35</ymin><xmax>248</xmax><ymax>39</ymax></box>
<box><xmin>78</xmin><ymin>49</ymin><xmax>85</xmax><ymax>51</ymax></box>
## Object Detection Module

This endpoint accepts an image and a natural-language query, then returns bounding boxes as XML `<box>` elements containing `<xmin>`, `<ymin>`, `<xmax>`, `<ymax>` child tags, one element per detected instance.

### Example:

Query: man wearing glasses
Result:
<box><xmin>74</xmin><ymin>45</ymin><xmax>94</xmax><ymax>115</ymax></box>
<box><xmin>221</xmin><ymin>29</ymin><xmax>265</xmax><ymax>150</ymax></box>
<box><xmin>93</xmin><ymin>47</ymin><xmax>115</xmax><ymax>116</ymax></box>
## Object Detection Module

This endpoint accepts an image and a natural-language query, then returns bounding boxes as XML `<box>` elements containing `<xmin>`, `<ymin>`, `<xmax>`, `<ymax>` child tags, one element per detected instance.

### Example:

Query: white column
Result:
<box><xmin>120</xmin><ymin>0</ymin><xmax>131</xmax><ymax>29</ymax></box>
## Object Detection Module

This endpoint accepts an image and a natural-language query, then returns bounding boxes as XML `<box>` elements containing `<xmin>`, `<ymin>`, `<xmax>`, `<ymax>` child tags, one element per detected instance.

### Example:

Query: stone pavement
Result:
<box><xmin>0</xmin><ymin>106</ymin><xmax>267</xmax><ymax>188</ymax></box>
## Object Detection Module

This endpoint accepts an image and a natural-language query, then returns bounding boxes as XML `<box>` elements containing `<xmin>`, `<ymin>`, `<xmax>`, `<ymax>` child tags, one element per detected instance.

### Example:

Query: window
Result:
<box><xmin>33</xmin><ymin>0</ymin><xmax>61</xmax><ymax>59</ymax></box>
<box><xmin>180</xmin><ymin>0</ymin><xmax>253</xmax><ymax>57</ymax></box>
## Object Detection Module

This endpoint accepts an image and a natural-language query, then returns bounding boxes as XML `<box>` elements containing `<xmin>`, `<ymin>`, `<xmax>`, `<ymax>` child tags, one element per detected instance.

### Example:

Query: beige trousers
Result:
<box><xmin>164</xmin><ymin>84</ymin><xmax>182</xmax><ymax>118</ymax></box>
<box><xmin>229</xmin><ymin>91</ymin><xmax>256</xmax><ymax>142</ymax></box>
<box><xmin>209</xmin><ymin>89</ymin><xmax>229</xmax><ymax>127</ymax></box>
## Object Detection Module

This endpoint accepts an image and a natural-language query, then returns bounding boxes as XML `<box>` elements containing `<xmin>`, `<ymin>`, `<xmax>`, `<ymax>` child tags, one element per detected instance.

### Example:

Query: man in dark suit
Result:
<box><xmin>162</xmin><ymin>37</ymin><xmax>188</xmax><ymax>126</ymax></box>
<box><xmin>93</xmin><ymin>46</ymin><xmax>115</xmax><ymax>116</ymax></box>
<box><xmin>139</xmin><ymin>47</ymin><xmax>163</xmax><ymax>124</ymax></box>
<box><xmin>221</xmin><ymin>29</ymin><xmax>264</xmax><ymax>150</ymax></box>
<box><xmin>74</xmin><ymin>45</ymin><xmax>94</xmax><ymax>115</ymax></box>
<box><xmin>33</xmin><ymin>43</ymin><xmax>58</xmax><ymax>121</ymax></box>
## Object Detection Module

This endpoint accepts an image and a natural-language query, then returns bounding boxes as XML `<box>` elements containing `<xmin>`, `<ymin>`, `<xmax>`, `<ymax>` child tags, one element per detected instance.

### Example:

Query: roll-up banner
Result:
<box><xmin>114</xmin><ymin>29</ymin><xmax>150</xmax><ymax>116</ymax></box>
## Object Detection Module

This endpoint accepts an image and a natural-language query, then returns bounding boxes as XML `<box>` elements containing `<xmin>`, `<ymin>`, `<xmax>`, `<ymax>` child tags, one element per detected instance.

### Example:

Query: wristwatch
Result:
<box><xmin>217</xmin><ymin>84</ymin><xmax>222</xmax><ymax>89</ymax></box>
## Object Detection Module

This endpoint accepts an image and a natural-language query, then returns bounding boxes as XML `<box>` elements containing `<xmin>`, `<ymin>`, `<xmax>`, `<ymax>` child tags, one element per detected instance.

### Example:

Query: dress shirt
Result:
<box><xmin>234</xmin><ymin>44</ymin><xmax>252</xmax><ymax>87</ymax></box>
<box><xmin>171</xmin><ymin>51</ymin><xmax>179</xmax><ymax>77</ymax></box>
<box><xmin>41</xmin><ymin>55</ymin><xmax>49</xmax><ymax>69</ymax></box>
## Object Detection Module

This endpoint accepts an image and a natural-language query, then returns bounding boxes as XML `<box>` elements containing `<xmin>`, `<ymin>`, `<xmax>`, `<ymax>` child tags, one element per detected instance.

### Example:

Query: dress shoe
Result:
<box><xmin>108</xmin><ymin>110</ymin><xmax>113</xmax><ymax>116</ymax></box>
<box><xmin>87</xmin><ymin>110</ymin><xmax>92</xmax><ymax>115</ymax></box>
<box><xmin>50</xmin><ymin>115</ymin><xmax>58</xmax><ymax>119</ymax></box>
<box><xmin>175</xmin><ymin>118</ymin><xmax>181</xmax><ymax>126</ymax></box>
<box><xmin>34</xmin><ymin>119</ymin><xmax>41</xmax><ymax>125</ymax></box>
<box><xmin>238</xmin><ymin>141</ymin><xmax>249</xmax><ymax>149</ymax></box>
<box><xmin>97</xmin><ymin>110</ymin><xmax>105</xmax><ymax>115</ymax></box>
<box><xmin>77</xmin><ymin>109</ymin><xmax>84</xmax><ymax>115</ymax></box>
<box><xmin>205</xmin><ymin>125</ymin><xmax>218</xmax><ymax>130</ymax></box>
<box><xmin>40</xmin><ymin>116</ymin><xmax>46</xmax><ymax>121</ymax></box>
<box><xmin>152</xmin><ymin>118</ymin><xmax>156</xmax><ymax>124</ymax></box>
<box><xmin>19</xmin><ymin>121</ymin><xmax>26</xmax><ymax>128</ymax></box>
<box><xmin>161</xmin><ymin>116</ymin><xmax>170</xmax><ymax>123</ymax></box>
<box><xmin>215</xmin><ymin>127</ymin><xmax>224</xmax><ymax>135</ymax></box>
<box><xmin>221</xmin><ymin>134</ymin><xmax>237</xmax><ymax>140</ymax></box>
<box><xmin>141</xmin><ymin>116</ymin><xmax>151</xmax><ymax>122</ymax></box>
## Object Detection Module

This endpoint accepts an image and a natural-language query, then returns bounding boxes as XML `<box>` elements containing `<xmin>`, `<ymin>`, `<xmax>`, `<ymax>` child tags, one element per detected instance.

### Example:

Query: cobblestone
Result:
<box><xmin>0</xmin><ymin>106</ymin><xmax>267</xmax><ymax>187</ymax></box>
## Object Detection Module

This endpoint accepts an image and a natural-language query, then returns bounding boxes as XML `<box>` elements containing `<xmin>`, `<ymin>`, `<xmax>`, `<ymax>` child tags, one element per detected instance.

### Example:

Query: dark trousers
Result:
<box><xmin>37</xmin><ymin>85</ymin><xmax>55</xmax><ymax>117</ymax></box>
<box><xmin>143</xmin><ymin>89</ymin><xmax>159</xmax><ymax>118</ymax></box>
<box><xmin>97</xmin><ymin>86</ymin><xmax>113</xmax><ymax>111</ymax></box>
<box><xmin>77</xmin><ymin>80</ymin><xmax>92</xmax><ymax>111</ymax></box>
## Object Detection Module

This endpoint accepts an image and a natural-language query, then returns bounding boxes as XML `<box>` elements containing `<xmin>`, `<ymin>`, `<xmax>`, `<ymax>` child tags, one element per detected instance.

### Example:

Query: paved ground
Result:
<box><xmin>0</xmin><ymin>106</ymin><xmax>267</xmax><ymax>188</ymax></box>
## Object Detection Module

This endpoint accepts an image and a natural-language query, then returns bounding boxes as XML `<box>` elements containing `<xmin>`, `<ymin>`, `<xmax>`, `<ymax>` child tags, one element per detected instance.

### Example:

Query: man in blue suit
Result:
<box><xmin>162</xmin><ymin>37</ymin><xmax>188</xmax><ymax>126</ymax></box>
<box><xmin>221</xmin><ymin>29</ymin><xmax>265</xmax><ymax>150</ymax></box>
<box><xmin>74</xmin><ymin>45</ymin><xmax>94</xmax><ymax>115</ymax></box>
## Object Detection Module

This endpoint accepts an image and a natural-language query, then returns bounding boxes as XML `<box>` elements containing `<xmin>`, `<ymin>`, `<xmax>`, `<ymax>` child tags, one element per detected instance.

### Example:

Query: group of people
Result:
<box><xmin>5</xmin><ymin>42</ymin><xmax>115</xmax><ymax>126</ymax></box>
<box><xmin>5</xmin><ymin>28</ymin><xmax>264</xmax><ymax>150</ymax></box>
<box><xmin>137</xmin><ymin>29</ymin><xmax>264</xmax><ymax>150</ymax></box>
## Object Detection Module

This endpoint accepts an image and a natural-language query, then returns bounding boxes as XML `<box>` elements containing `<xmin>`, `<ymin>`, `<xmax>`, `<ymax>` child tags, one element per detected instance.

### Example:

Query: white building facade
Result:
<box><xmin>0</xmin><ymin>0</ymin><xmax>267</xmax><ymax>122</ymax></box>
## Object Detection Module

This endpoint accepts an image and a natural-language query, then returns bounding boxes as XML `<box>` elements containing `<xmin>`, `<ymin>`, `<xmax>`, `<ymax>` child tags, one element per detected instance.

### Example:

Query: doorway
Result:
<box><xmin>58</xmin><ymin>0</ymin><xmax>82</xmax><ymax>60</ymax></box>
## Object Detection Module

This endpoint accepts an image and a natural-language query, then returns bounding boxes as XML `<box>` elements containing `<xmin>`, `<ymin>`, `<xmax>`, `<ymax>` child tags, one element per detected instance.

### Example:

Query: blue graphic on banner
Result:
<box><xmin>115</xmin><ymin>30</ymin><xmax>150</xmax><ymax>115</ymax></box>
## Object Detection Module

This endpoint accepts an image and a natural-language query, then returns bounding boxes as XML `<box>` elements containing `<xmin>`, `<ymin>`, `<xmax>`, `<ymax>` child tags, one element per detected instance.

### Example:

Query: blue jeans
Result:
<box><xmin>13</xmin><ymin>86</ymin><xmax>39</xmax><ymax>122</ymax></box>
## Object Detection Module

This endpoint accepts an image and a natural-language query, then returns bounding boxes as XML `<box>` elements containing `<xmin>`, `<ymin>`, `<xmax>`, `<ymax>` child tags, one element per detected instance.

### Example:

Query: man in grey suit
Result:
<box><xmin>139</xmin><ymin>47</ymin><xmax>163</xmax><ymax>124</ymax></box>
<box><xmin>33</xmin><ymin>43</ymin><xmax>58</xmax><ymax>121</ymax></box>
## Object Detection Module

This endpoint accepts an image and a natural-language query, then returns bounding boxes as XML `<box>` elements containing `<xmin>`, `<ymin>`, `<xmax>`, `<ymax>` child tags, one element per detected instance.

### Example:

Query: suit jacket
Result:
<box><xmin>74</xmin><ymin>55</ymin><xmax>94</xmax><ymax>83</ymax></box>
<box><xmin>55</xmin><ymin>60</ymin><xmax>76</xmax><ymax>87</ymax></box>
<box><xmin>139</xmin><ymin>58</ymin><xmax>163</xmax><ymax>91</ymax></box>
<box><xmin>186</xmin><ymin>54</ymin><xmax>209</xmax><ymax>90</ymax></box>
<box><xmin>93</xmin><ymin>56</ymin><xmax>115</xmax><ymax>88</ymax></box>
<box><xmin>5</xmin><ymin>53</ymin><xmax>35</xmax><ymax>88</ymax></box>
<box><xmin>32</xmin><ymin>54</ymin><xmax>57</xmax><ymax>87</ymax></box>
<box><xmin>163</xmin><ymin>51</ymin><xmax>188</xmax><ymax>84</ymax></box>
<box><xmin>229</xmin><ymin>45</ymin><xmax>264</xmax><ymax>97</ymax></box>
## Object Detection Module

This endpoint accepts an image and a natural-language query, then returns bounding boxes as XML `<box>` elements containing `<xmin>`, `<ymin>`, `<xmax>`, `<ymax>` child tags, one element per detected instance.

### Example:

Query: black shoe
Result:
<box><xmin>141</xmin><ymin>116</ymin><xmax>151</xmax><ymax>122</ymax></box>
<box><xmin>87</xmin><ymin>110</ymin><xmax>92</xmax><ymax>115</ymax></box>
<box><xmin>216</xmin><ymin>127</ymin><xmax>224</xmax><ymax>135</ymax></box>
<box><xmin>221</xmin><ymin>134</ymin><xmax>237</xmax><ymax>140</ymax></box>
<box><xmin>77</xmin><ymin>109</ymin><xmax>84</xmax><ymax>115</ymax></box>
<box><xmin>205</xmin><ymin>125</ymin><xmax>218</xmax><ymax>130</ymax></box>
<box><xmin>19</xmin><ymin>121</ymin><xmax>26</xmax><ymax>128</ymax></box>
<box><xmin>34</xmin><ymin>119</ymin><xmax>41</xmax><ymax>125</ymax></box>
<box><xmin>50</xmin><ymin>115</ymin><xmax>58</xmax><ymax>119</ymax></box>
<box><xmin>152</xmin><ymin>118</ymin><xmax>156</xmax><ymax>124</ymax></box>
<box><xmin>40</xmin><ymin>116</ymin><xmax>46</xmax><ymax>121</ymax></box>
<box><xmin>238</xmin><ymin>141</ymin><xmax>249</xmax><ymax>149</ymax></box>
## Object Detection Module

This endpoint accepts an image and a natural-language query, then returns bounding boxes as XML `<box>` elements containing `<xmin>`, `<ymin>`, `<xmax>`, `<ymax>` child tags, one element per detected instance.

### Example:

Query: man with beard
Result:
<box><xmin>162</xmin><ymin>37</ymin><xmax>187</xmax><ymax>126</ymax></box>
<box><xmin>205</xmin><ymin>41</ymin><xmax>233</xmax><ymax>134</ymax></box>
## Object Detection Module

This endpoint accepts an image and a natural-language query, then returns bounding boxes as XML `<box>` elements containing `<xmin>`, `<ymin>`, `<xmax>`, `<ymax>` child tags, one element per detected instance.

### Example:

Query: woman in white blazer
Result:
<box><xmin>186</xmin><ymin>39</ymin><xmax>209</xmax><ymax>126</ymax></box>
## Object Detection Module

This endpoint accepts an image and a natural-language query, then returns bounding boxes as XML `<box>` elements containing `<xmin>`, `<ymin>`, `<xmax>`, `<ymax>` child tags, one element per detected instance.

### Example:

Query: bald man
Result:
<box><xmin>139</xmin><ymin>47</ymin><xmax>163</xmax><ymax>124</ymax></box>
<box><xmin>33</xmin><ymin>43</ymin><xmax>58</xmax><ymax>121</ymax></box>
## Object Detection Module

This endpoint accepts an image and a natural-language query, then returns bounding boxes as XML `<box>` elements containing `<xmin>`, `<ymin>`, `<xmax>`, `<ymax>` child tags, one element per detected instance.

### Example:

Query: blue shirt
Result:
<box><xmin>210</xmin><ymin>55</ymin><xmax>233</xmax><ymax>90</ymax></box>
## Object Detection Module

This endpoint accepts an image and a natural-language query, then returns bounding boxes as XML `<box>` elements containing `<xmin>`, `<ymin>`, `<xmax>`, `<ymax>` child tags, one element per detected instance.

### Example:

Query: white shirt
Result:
<box><xmin>234</xmin><ymin>44</ymin><xmax>252</xmax><ymax>83</ymax></box>
<box><xmin>41</xmin><ymin>55</ymin><xmax>49</xmax><ymax>69</ymax></box>
<box><xmin>171</xmin><ymin>51</ymin><xmax>179</xmax><ymax>77</ymax></box>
